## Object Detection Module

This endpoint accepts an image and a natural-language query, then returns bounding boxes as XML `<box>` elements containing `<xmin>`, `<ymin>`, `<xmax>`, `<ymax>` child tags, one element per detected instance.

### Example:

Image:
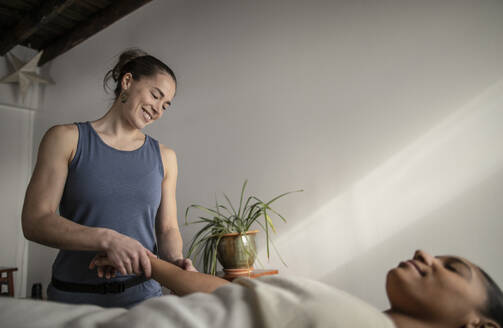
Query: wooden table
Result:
<box><xmin>0</xmin><ymin>267</ymin><xmax>17</xmax><ymax>297</ymax></box>
<box><xmin>217</xmin><ymin>269</ymin><xmax>278</xmax><ymax>282</ymax></box>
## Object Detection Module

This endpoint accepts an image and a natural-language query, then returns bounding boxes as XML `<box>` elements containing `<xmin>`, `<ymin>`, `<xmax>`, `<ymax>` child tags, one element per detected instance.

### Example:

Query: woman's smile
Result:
<box><xmin>142</xmin><ymin>107</ymin><xmax>153</xmax><ymax>122</ymax></box>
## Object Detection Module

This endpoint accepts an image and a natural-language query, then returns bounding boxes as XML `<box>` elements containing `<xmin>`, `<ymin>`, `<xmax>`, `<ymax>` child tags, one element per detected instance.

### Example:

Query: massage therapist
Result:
<box><xmin>21</xmin><ymin>48</ymin><xmax>195</xmax><ymax>308</ymax></box>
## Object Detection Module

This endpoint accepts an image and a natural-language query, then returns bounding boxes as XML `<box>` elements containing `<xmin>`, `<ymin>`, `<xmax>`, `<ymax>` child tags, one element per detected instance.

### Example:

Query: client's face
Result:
<box><xmin>386</xmin><ymin>250</ymin><xmax>487</xmax><ymax>324</ymax></box>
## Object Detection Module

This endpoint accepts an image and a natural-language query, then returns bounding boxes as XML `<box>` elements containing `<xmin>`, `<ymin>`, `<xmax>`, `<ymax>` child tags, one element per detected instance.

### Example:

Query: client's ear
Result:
<box><xmin>463</xmin><ymin>315</ymin><xmax>500</xmax><ymax>328</ymax></box>
<box><xmin>465</xmin><ymin>320</ymin><xmax>501</xmax><ymax>328</ymax></box>
<box><xmin>480</xmin><ymin>321</ymin><xmax>500</xmax><ymax>328</ymax></box>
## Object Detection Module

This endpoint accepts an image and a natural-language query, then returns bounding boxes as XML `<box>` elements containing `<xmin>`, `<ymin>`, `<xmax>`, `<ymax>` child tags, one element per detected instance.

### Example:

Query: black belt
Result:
<box><xmin>51</xmin><ymin>275</ymin><xmax>148</xmax><ymax>294</ymax></box>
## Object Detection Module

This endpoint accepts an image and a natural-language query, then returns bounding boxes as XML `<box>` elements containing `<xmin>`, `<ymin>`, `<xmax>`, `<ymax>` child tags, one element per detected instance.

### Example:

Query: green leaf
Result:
<box><xmin>217</xmin><ymin>205</ymin><xmax>234</xmax><ymax>217</ymax></box>
<box><xmin>261</xmin><ymin>209</ymin><xmax>270</xmax><ymax>259</ymax></box>
<box><xmin>237</xmin><ymin>179</ymin><xmax>248</xmax><ymax>219</ymax></box>
<box><xmin>241</xmin><ymin>196</ymin><xmax>254</xmax><ymax>220</ymax></box>
<box><xmin>184</xmin><ymin>183</ymin><xmax>302</xmax><ymax>273</ymax></box>
<box><xmin>223</xmin><ymin>193</ymin><xmax>237</xmax><ymax>216</ymax></box>
<box><xmin>185</xmin><ymin>204</ymin><xmax>226</xmax><ymax>223</ymax></box>
<box><xmin>251</xmin><ymin>196</ymin><xmax>288</xmax><ymax>223</ymax></box>
<box><xmin>264</xmin><ymin>210</ymin><xmax>277</xmax><ymax>233</ymax></box>
<box><xmin>270</xmin><ymin>237</ymin><xmax>288</xmax><ymax>267</ymax></box>
<box><xmin>265</xmin><ymin>189</ymin><xmax>304</xmax><ymax>206</ymax></box>
<box><xmin>211</xmin><ymin>236</ymin><xmax>223</xmax><ymax>275</ymax></box>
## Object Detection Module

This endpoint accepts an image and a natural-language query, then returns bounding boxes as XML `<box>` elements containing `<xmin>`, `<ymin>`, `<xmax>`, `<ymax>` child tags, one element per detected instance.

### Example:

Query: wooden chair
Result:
<box><xmin>0</xmin><ymin>267</ymin><xmax>17</xmax><ymax>297</ymax></box>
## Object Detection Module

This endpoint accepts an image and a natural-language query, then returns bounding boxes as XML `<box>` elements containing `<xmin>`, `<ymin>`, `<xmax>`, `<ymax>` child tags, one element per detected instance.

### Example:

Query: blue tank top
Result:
<box><xmin>48</xmin><ymin>121</ymin><xmax>163</xmax><ymax>307</ymax></box>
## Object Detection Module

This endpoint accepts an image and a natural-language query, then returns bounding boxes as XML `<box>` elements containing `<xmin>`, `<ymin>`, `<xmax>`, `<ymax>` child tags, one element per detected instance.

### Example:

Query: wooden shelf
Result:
<box><xmin>217</xmin><ymin>269</ymin><xmax>279</xmax><ymax>282</ymax></box>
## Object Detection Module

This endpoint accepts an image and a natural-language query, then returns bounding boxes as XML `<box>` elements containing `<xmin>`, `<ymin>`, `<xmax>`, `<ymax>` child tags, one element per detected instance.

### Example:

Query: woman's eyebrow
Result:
<box><xmin>153</xmin><ymin>87</ymin><xmax>165</xmax><ymax>98</ymax></box>
<box><xmin>153</xmin><ymin>87</ymin><xmax>171</xmax><ymax>105</ymax></box>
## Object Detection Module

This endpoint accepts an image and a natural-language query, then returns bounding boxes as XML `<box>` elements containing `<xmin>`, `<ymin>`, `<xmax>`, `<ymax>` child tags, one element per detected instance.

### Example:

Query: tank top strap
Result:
<box><xmin>145</xmin><ymin>133</ymin><xmax>165</xmax><ymax>178</ymax></box>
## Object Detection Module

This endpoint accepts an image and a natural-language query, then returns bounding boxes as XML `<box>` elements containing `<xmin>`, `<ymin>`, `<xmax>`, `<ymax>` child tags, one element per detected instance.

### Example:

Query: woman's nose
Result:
<box><xmin>413</xmin><ymin>249</ymin><xmax>434</xmax><ymax>266</ymax></box>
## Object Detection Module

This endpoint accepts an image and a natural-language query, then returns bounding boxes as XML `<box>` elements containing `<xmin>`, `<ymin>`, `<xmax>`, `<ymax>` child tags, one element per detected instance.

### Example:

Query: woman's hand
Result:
<box><xmin>92</xmin><ymin>231</ymin><xmax>154</xmax><ymax>278</ymax></box>
<box><xmin>90</xmin><ymin>253</ymin><xmax>198</xmax><ymax>280</ymax></box>
<box><xmin>89</xmin><ymin>254</ymin><xmax>116</xmax><ymax>279</ymax></box>
<box><xmin>173</xmin><ymin>258</ymin><xmax>198</xmax><ymax>272</ymax></box>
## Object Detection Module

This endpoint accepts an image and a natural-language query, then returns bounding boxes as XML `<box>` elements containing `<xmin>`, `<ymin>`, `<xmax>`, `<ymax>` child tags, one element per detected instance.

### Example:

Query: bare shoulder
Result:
<box><xmin>158</xmin><ymin>143</ymin><xmax>177</xmax><ymax>161</ymax></box>
<box><xmin>40</xmin><ymin>123</ymin><xmax>78</xmax><ymax>162</ymax></box>
<box><xmin>43</xmin><ymin>123</ymin><xmax>77</xmax><ymax>140</ymax></box>
<box><xmin>158</xmin><ymin>143</ymin><xmax>177</xmax><ymax>178</ymax></box>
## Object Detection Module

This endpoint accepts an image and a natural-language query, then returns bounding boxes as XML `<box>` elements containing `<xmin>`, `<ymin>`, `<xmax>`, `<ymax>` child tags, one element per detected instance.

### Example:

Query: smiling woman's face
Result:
<box><xmin>386</xmin><ymin>250</ymin><xmax>488</xmax><ymax>324</ymax></box>
<box><xmin>121</xmin><ymin>72</ymin><xmax>176</xmax><ymax>129</ymax></box>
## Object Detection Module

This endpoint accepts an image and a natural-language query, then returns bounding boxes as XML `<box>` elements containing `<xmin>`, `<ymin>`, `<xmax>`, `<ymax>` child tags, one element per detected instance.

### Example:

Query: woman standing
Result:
<box><xmin>21</xmin><ymin>49</ymin><xmax>195</xmax><ymax>308</ymax></box>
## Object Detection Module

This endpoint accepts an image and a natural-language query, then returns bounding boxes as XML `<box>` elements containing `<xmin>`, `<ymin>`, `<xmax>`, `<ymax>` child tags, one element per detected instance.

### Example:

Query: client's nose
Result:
<box><xmin>413</xmin><ymin>249</ymin><xmax>434</xmax><ymax>266</ymax></box>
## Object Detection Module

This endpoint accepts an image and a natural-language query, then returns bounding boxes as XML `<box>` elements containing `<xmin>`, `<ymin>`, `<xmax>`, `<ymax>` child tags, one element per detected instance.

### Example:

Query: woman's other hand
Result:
<box><xmin>173</xmin><ymin>258</ymin><xmax>198</xmax><ymax>272</ymax></box>
<box><xmin>89</xmin><ymin>254</ymin><xmax>116</xmax><ymax>279</ymax></box>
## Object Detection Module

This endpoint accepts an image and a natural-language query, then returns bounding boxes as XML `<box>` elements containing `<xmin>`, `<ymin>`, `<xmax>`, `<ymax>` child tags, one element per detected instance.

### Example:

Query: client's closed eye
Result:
<box><xmin>445</xmin><ymin>263</ymin><xmax>459</xmax><ymax>273</ymax></box>
<box><xmin>442</xmin><ymin>258</ymin><xmax>471</xmax><ymax>280</ymax></box>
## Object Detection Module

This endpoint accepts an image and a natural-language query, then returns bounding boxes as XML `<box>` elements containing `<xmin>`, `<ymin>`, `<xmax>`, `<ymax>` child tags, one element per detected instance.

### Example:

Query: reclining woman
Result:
<box><xmin>1</xmin><ymin>249</ymin><xmax>502</xmax><ymax>327</ymax></box>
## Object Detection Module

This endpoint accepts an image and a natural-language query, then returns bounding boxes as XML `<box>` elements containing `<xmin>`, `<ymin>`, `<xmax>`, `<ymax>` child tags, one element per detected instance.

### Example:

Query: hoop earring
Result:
<box><xmin>120</xmin><ymin>92</ymin><xmax>128</xmax><ymax>103</ymax></box>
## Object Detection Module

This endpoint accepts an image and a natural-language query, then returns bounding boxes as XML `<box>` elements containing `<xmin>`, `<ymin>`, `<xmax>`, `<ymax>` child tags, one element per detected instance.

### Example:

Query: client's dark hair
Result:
<box><xmin>479</xmin><ymin>267</ymin><xmax>503</xmax><ymax>326</ymax></box>
<box><xmin>103</xmin><ymin>48</ymin><xmax>177</xmax><ymax>99</ymax></box>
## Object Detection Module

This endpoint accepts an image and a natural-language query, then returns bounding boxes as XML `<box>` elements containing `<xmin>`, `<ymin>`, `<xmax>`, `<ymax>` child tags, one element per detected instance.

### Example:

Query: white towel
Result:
<box><xmin>0</xmin><ymin>276</ymin><xmax>395</xmax><ymax>328</ymax></box>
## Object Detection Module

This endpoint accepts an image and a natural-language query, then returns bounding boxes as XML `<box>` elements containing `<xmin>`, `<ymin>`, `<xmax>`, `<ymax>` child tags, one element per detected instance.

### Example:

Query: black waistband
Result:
<box><xmin>51</xmin><ymin>275</ymin><xmax>148</xmax><ymax>294</ymax></box>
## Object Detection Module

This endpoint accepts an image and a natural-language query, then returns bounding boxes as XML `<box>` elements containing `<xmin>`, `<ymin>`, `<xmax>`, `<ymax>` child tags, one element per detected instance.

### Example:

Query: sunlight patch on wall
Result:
<box><xmin>260</xmin><ymin>79</ymin><xmax>503</xmax><ymax>279</ymax></box>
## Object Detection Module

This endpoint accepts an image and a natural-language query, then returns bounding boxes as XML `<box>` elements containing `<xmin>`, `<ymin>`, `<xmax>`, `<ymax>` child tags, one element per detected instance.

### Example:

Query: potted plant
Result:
<box><xmin>184</xmin><ymin>180</ymin><xmax>302</xmax><ymax>275</ymax></box>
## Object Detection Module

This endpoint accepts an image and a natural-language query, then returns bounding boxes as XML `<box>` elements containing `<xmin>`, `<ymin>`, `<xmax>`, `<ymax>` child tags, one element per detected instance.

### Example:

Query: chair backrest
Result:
<box><xmin>0</xmin><ymin>267</ymin><xmax>18</xmax><ymax>297</ymax></box>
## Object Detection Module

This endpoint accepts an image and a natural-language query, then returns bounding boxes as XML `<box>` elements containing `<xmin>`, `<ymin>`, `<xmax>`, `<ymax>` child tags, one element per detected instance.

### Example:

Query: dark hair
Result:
<box><xmin>479</xmin><ymin>267</ymin><xmax>503</xmax><ymax>326</ymax></box>
<box><xmin>103</xmin><ymin>48</ymin><xmax>177</xmax><ymax>99</ymax></box>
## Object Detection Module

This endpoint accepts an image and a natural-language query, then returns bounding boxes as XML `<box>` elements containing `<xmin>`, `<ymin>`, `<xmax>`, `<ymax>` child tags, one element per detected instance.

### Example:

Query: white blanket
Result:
<box><xmin>0</xmin><ymin>276</ymin><xmax>395</xmax><ymax>328</ymax></box>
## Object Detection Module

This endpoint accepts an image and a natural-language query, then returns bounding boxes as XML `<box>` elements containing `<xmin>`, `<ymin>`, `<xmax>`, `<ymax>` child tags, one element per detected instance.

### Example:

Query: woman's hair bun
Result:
<box><xmin>103</xmin><ymin>47</ymin><xmax>177</xmax><ymax>99</ymax></box>
<box><xmin>111</xmin><ymin>48</ymin><xmax>148</xmax><ymax>81</ymax></box>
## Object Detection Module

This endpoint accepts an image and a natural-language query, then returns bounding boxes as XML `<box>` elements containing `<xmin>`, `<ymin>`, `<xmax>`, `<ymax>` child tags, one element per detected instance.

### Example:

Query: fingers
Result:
<box><xmin>123</xmin><ymin>258</ymin><xmax>133</xmax><ymax>275</ymax></box>
<box><xmin>97</xmin><ymin>266</ymin><xmax>104</xmax><ymax>278</ymax></box>
<box><xmin>172</xmin><ymin>258</ymin><xmax>184</xmax><ymax>268</ymax></box>
<box><xmin>171</xmin><ymin>257</ymin><xmax>197</xmax><ymax>272</ymax></box>
<box><xmin>132</xmin><ymin>255</ymin><xmax>142</xmax><ymax>276</ymax></box>
<box><xmin>105</xmin><ymin>266</ymin><xmax>115</xmax><ymax>280</ymax></box>
<box><xmin>89</xmin><ymin>253</ymin><xmax>105</xmax><ymax>270</ymax></box>
<box><xmin>183</xmin><ymin>258</ymin><xmax>192</xmax><ymax>270</ymax></box>
<box><xmin>92</xmin><ymin>256</ymin><xmax>114</xmax><ymax>267</ymax></box>
<box><xmin>140</xmin><ymin>252</ymin><xmax>152</xmax><ymax>279</ymax></box>
<box><xmin>183</xmin><ymin>258</ymin><xmax>198</xmax><ymax>272</ymax></box>
<box><xmin>90</xmin><ymin>255</ymin><xmax>125</xmax><ymax>277</ymax></box>
<box><xmin>106</xmin><ymin>235</ymin><xmax>149</xmax><ymax>276</ymax></box>
<box><xmin>93</xmin><ymin>234</ymin><xmax>156</xmax><ymax>279</ymax></box>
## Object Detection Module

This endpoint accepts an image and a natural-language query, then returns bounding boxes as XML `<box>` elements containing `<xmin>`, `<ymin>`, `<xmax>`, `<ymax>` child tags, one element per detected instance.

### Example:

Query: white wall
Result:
<box><xmin>18</xmin><ymin>0</ymin><xmax>503</xmax><ymax>308</ymax></box>
<box><xmin>0</xmin><ymin>46</ymin><xmax>39</xmax><ymax>297</ymax></box>
<box><xmin>0</xmin><ymin>105</ymin><xmax>34</xmax><ymax>298</ymax></box>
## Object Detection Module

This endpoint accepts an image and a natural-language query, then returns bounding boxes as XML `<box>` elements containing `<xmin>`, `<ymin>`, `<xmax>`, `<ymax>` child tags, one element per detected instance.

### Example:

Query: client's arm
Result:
<box><xmin>90</xmin><ymin>255</ymin><xmax>230</xmax><ymax>296</ymax></box>
<box><xmin>149</xmin><ymin>255</ymin><xmax>230</xmax><ymax>295</ymax></box>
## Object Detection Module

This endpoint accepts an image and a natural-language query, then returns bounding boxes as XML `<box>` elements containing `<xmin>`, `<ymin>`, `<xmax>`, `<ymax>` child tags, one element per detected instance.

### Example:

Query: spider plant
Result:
<box><xmin>185</xmin><ymin>180</ymin><xmax>303</xmax><ymax>275</ymax></box>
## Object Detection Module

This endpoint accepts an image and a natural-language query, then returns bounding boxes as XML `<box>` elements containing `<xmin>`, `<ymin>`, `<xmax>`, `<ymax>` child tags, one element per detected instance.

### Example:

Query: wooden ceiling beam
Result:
<box><xmin>0</xmin><ymin>0</ymin><xmax>78</xmax><ymax>56</ymax></box>
<box><xmin>0</xmin><ymin>5</ymin><xmax>24</xmax><ymax>21</ymax></box>
<box><xmin>39</xmin><ymin>0</ymin><xmax>153</xmax><ymax>66</ymax></box>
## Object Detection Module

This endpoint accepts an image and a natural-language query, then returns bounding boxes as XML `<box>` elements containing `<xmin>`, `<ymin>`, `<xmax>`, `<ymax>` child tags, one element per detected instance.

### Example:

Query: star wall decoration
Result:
<box><xmin>0</xmin><ymin>50</ymin><xmax>54</xmax><ymax>102</ymax></box>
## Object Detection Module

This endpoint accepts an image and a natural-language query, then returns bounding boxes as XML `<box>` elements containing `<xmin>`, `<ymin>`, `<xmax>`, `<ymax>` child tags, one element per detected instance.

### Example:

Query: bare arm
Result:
<box><xmin>149</xmin><ymin>256</ymin><xmax>229</xmax><ymax>295</ymax></box>
<box><xmin>155</xmin><ymin>146</ymin><xmax>183</xmax><ymax>262</ymax></box>
<box><xmin>22</xmin><ymin>125</ymin><xmax>111</xmax><ymax>251</ymax></box>
<box><xmin>91</xmin><ymin>255</ymin><xmax>229</xmax><ymax>296</ymax></box>
<box><xmin>22</xmin><ymin>125</ymin><xmax>152</xmax><ymax>277</ymax></box>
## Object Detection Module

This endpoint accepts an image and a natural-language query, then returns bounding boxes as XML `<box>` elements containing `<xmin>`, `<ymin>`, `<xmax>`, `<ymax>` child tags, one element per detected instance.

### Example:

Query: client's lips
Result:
<box><xmin>399</xmin><ymin>260</ymin><xmax>425</xmax><ymax>276</ymax></box>
<box><xmin>407</xmin><ymin>260</ymin><xmax>425</xmax><ymax>276</ymax></box>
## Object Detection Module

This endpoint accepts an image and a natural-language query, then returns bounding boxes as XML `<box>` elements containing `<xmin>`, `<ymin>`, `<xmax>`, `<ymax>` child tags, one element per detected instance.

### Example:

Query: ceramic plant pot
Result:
<box><xmin>217</xmin><ymin>230</ymin><xmax>258</xmax><ymax>274</ymax></box>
